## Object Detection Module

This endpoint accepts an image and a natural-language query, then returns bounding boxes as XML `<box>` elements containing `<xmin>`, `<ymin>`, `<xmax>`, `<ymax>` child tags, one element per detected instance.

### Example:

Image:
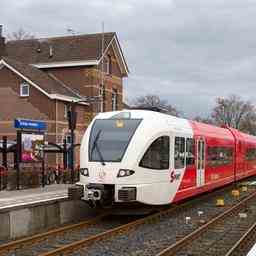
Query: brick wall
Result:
<box><xmin>0</xmin><ymin>45</ymin><xmax>125</xmax><ymax>167</ymax></box>
<box><xmin>0</xmin><ymin>67</ymin><xmax>91</xmax><ymax>166</ymax></box>
<box><xmin>0</xmin><ymin>67</ymin><xmax>51</xmax><ymax>136</ymax></box>
<box><xmin>44</xmin><ymin>46</ymin><xmax>124</xmax><ymax>113</ymax></box>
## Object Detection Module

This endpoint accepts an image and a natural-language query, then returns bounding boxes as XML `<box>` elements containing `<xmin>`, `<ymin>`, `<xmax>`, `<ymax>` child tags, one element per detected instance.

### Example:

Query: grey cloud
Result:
<box><xmin>1</xmin><ymin>0</ymin><xmax>256</xmax><ymax>117</ymax></box>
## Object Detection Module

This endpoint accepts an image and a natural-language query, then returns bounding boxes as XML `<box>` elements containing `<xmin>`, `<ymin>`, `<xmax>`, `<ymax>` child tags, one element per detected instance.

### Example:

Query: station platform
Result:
<box><xmin>0</xmin><ymin>184</ymin><xmax>70</xmax><ymax>210</ymax></box>
<box><xmin>0</xmin><ymin>184</ymin><xmax>98</xmax><ymax>241</ymax></box>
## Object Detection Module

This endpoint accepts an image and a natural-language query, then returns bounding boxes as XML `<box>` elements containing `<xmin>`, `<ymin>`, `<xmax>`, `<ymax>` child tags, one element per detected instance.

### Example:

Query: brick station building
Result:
<box><xmin>0</xmin><ymin>27</ymin><xmax>129</xmax><ymax>166</ymax></box>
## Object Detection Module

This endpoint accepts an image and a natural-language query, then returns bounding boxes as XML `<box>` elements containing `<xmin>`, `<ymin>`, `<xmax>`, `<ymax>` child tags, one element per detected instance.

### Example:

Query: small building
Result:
<box><xmin>0</xmin><ymin>25</ymin><xmax>129</xmax><ymax>166</ymax></box>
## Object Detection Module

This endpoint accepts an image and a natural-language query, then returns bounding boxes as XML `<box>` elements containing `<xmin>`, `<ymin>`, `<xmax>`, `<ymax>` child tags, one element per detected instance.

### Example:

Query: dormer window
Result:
<box><xmin>104</xmin><ymin>55</ymin><xmax>112</xmax><ymax>75</ymax></box>
<box><xmin>20</xmin><ymin>83</ymin><xmax>30</xmax><ymax>97</ymax></box>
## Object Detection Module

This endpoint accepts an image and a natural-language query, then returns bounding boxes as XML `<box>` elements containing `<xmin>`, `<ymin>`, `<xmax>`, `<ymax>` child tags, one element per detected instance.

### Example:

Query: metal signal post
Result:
<box><xmin>68</xmin><ymin>96</ymin><xmax>102</xmax><ymax>183</ymax></box>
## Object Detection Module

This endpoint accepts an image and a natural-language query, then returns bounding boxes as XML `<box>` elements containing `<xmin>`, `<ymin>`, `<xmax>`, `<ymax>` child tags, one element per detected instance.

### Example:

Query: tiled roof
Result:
<box><xmin>2</xmin><ymin>57</ymin><xmax>81</xmax><ymax>98</ymax></box>
<box><xmin>6</xmin><ymin>32</ymin><xmax>115</xmax><ymax>64</ymax></box>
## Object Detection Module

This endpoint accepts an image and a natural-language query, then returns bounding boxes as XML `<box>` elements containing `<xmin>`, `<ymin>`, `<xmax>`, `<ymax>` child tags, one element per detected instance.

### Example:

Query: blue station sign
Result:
<box><xmin>14</xmin><ymin>119</ymin><xmax>47</xmax><ymax>130</ymax></box>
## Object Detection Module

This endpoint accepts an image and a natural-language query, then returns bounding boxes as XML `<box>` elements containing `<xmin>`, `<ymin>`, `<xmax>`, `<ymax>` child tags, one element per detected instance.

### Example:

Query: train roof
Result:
<box><xmin>96</xmin><ymin>110</ymin><xmax>256</xmax><ymax>144</ymax></box>
<box><xmin>229</xmin><ymin>127</ymin><xmax>256</xmax><ymax>144</ymax></box>
<box><xmin>95</xmin><ymin>109</ymin><xmax>192</xmax><ymax>134</ymax></box>
<box><xmin>190</xmin><ymin>121</ymin><xmax>234</xmax><ymax>140</ymax></box>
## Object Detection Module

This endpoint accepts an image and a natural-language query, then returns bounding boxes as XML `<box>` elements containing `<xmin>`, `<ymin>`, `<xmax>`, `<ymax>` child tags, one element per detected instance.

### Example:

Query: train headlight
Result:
<box><xmin>80</xmin><ymin>168</ymin><xmax>89</xmax><ymax>177</ymax></box>
<box><xmin>117</xmin><ymin>169</ymin><xmax>135</xmax><ymax>178</ymax></box>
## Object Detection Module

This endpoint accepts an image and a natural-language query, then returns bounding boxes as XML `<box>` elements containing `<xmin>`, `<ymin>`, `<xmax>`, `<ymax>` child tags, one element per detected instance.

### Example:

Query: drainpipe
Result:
<box><xmin>55</xmin><ymin>100</ymin><xmax>58</xmax><ymax>165</ymax></box>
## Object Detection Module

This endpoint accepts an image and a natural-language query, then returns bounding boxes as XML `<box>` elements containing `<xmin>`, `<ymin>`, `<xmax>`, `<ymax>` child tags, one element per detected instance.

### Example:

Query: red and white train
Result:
<box><xmin>77</xmin><ymin>109</ymin><xmax>256</xmax><ymax>207</ymax></box>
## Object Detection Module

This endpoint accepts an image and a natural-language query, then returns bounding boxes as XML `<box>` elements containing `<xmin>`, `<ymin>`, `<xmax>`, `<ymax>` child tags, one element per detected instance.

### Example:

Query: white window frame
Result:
<box><xmin>20</xmin><ymin>83</ymin><xmax>30</xmax><ymax>97</ymax></box>
<box><xmin>112</xmin><ymin>89</ymin><xmax>118</xmax><ymax>111</ymax></box>
<box><xmin>64</xmin><ymin>104</ymin><xmax>71</xmax><ymax>119</ymax></box>
<box><xmin>99</xmin><ymin>85</ymin><xmax>104</xmax><ymax>112</ymax></box>
<box><xmin>104</xmin><ymin>56</ymin><xmax>111</xmax><ymax>75</ymax></box>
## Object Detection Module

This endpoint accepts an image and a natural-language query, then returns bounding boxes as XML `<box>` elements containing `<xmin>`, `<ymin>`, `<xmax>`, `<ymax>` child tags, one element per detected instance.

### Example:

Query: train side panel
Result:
<box><xmin>174</xmin><ymin>123</ymin><xmax>256</xmax><ymax>203</ymax></box>
<box><xmin>173</xmin><ymin>121</ymin><xmax>235</xmax><ymax>202</ymax></box>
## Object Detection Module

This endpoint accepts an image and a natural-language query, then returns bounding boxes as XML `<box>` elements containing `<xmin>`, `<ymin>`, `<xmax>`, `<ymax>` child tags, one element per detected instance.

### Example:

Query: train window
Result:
<box><xmin>239</xmin><ymin>141</ymin><xmax>242</xmax><ymax>152</ymax></box>
<box><xmin>207</xmin><ymin>147</ymin><xmax>233</xmax><ymax>166</ymax></box>
<box><xmin>175</xmin><ymin>137</ymin><xmax>185</xmax><ymax>169</ymax></box>
<box><xmin>246</xmin><ymin>148</ymin><xmax>256</xmax><ymax>161</ymax></box>
<box><xmin>139</xmin><ymin>136</ymin><xmax>169</xmax><ymax>170</ymax></box>
<box><xmin>186</xmin><ymin>138</ymin><xmax>195</xmax><ymax>165</ymax></box>
<box><xmin>89</xmin><ymin>119</ymin><xmax>142</xmax><ymax>162</ymax></box>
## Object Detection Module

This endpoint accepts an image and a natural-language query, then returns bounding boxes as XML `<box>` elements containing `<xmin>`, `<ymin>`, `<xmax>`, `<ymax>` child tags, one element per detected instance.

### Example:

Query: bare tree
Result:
<box><xmin>240</xmin><ymin>111</ymin><xmax>256</xmax><ymax>135</ymax></box>
<box><xmin>66</xmin><ymin>28</ymin><xmax>79</xmax><ymax>35</ymax></box>
<box><xmin>211</xmin><ymin>95</ymin><xmax>256</xmax><ymax>133</ymax></box>
<box><xmin>7</xmin><ymin>28</ymin><xmax>35</xmax><ymax>41</ymax></box>
<box><xmin>194</xmin><ymin>116</ymin><xmax>214</xmax><ymax>125</ymax></box>
<box><xmin>132</xmin><ymin>94</ymin><xmax>180</xmax><ymax>116</ymax></box>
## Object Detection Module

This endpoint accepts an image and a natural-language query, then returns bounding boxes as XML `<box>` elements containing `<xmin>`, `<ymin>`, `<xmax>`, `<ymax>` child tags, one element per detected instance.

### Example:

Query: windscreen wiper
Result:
<box><xmin>91</xmin><ymin>130</ymin><xmax>106</xmax><ymax>166</ymax></box>
<box><xmin>95</xmin><ymin>142</ymin><xmax>106</xmax><ymax>166</ymax></box>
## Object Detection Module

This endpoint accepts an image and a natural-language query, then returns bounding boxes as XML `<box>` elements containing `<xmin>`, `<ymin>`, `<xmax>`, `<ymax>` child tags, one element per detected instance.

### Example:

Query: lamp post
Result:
<box><xmin>68</xmin><ymin>96</ymin><xmax>102</xmax><ymax>183</ymax></box>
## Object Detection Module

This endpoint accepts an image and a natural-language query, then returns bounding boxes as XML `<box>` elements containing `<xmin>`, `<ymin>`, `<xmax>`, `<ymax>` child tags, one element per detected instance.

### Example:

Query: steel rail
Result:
<box><xmin>37</xmin><ymin>184</ymin><xmax>253</xmax><ymax>256</ymax></box>
<box><xmin>224</xmin><ymin>221</ymin><xmax>256</xmax><ymax>256</ymax></box>
<box><xmin>0</xmin><ymin>212</ymin><xmax>111</xmax><ymax>254</ymax></box>
<box><xmin>156</xmin><ymin>190</ymin><xmax>256</xmax><ymax>256</ymax></box>
<box><xmin>38</xmin><ymin>206</ymin><xmax>180</xmax><ymax>256</ymax></box>
<box><xmin>1</xmin><ymin>180</ymin><xmax>254</xmax><ymax>256</ymax></box>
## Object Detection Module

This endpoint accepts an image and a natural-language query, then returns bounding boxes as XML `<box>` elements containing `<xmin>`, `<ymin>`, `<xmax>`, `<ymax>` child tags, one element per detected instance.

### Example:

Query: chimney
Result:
<box><xmin>0</xmin><ymin>25</ymin><xmax>6</xmax><ymax>58</ymax></box>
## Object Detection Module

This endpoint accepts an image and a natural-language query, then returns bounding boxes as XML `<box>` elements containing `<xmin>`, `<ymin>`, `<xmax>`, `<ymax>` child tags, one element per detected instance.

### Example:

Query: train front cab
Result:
<box><xmin>79</xmin><ymin>111</ymin><xmax>197</xmax><ymax>206</ymax></box>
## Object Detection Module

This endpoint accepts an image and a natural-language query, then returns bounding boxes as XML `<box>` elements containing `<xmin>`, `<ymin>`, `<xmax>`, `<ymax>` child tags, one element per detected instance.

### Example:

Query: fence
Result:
<box><xmin>0</xmin><ymin>165</ymin><xmax>80</xmax><ymax>191</ymax></box>
<box><xmin>0</xmin><ymin>136</ymin><xmax>80</xmax><ymax>191</ymax></box>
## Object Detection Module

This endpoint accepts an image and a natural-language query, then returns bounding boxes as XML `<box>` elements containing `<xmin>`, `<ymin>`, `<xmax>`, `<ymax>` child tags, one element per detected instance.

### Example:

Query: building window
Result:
<box><xmin>64</xmin><ymin>104</ymin><xmax>71</xmax><ymax>119</ymax></box>
<box><xmin>20</xmin><ymin>83</ymin><xmax>30</xmax><ymax>97</ymax></box>
<box><xmin>99</xmin><ymin>85</ymin><xmax>105</xmax><ymax>112</ymax></box>
<box><xmin>139</xmin><ymin>136</ymin><xmax>169</xmax><ymax>170</ymax></box>
<box><xmin>108</xmin><ymin>55</ymin><xmax>112</xmax><ymax>74</ymax></box>
<box><xmin>104</xmin><ymin>55</ymin><xmax>111</xmax><ymax>75</ymax></box>
<box><xmin>112</xmin><ymin>89</ymin><xmax>118</xmax><ymax>111</ymax></box>
<box><xmin>175</xmin><ymin>137</ymin><xmax>185</xmax><ymax>169</ymax></box>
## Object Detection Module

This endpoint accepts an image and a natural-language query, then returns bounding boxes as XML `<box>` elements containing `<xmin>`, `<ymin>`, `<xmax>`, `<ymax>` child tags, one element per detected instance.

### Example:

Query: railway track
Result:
<box><xmin>157</xmin><ymin>189</ymin><xmax>256</xmax><ymax>256</ymax></box>
<box><xmin>225</xmin><ymin>221</ymin><xmax>256</xmax><ymax>256</ymax></box>
<box><xmin>1</xmin><ymin>180</ymin><xmax>256</xmax><ymax>256</ymax></box>
<box><xmin>80</xmin><ymin>184</ymin><xmax>256</xmax><ymax>256</ymax></box>
<box><xmin>0</xmin><ymin>205</ymin><xmax>177</xmax><ymax>256</ymax></box>
<box><xmin>0</xmin><ymin>211</ymin><xmax>131</xmax><ymax>256</ymax></box>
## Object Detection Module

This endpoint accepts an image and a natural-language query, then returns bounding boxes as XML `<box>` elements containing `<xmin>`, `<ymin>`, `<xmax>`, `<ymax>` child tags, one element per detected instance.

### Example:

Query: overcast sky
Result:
<box><xmin>1</xmin><ymin>0</ymin><xmax>256</xmax><ymax>117</ymax></box>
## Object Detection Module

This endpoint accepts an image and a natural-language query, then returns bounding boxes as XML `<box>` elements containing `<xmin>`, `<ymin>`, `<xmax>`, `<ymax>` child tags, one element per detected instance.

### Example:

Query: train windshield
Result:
<box><xmin>89</xmin><ymin>119</ymin><xmax>142</xmax><ymax>162</ymax></box>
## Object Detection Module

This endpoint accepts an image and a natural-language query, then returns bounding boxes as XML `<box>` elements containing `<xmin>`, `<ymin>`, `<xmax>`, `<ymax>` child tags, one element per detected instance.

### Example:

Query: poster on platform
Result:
<box><xmin>21</xmin><ymin>132</ymin><xmax>44</xmax><ymax>162</ymax></box>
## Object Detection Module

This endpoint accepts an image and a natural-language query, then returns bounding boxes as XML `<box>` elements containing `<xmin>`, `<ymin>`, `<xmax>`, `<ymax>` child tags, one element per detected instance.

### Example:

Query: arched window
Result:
<box><xmin>103</xmin><ymin>55</ymin><xmax>112</xmax><ymax>75</ymax></box>
<box><xmin>99</xmin><ymin>85</ymin><xmax>105</xmax><ymax>112</ymax></box>
<box><xmin>139</xmin><ymin>136</ymin><xmax>169</xmax><ymax>170</ymax></box>
<box><xmin>112</xmin><ymin>89</ymin><xmax>118</xmax><ymax>111</ymax></box>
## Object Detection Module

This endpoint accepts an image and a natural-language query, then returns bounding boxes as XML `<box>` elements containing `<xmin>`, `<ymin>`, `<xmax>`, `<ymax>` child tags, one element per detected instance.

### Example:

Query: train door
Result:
<box><xmin>196</xmin><ymin>138</ymin><xmax>205</xmax><ymax>187</ymax></box>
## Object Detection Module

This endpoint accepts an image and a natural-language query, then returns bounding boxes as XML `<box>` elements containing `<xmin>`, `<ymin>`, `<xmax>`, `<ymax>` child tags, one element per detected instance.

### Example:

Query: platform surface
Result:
<box><xmin>0</xmin><ymin>184</ymin><xmax>70</xmax><ymax>210</ymax></box>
